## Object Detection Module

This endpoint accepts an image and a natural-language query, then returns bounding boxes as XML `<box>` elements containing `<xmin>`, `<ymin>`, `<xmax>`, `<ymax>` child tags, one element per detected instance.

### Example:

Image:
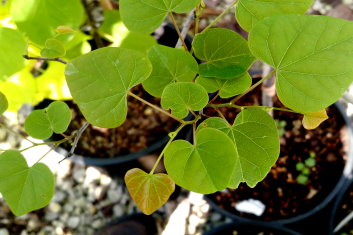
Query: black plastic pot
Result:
<box><xmin>204</xmin><ymin>101</ymin><xmax>353</xmax><ymax>234</ymax></box>
<box><xmin>203</xmin><ymin>221</ymin><xmax>300</xmax><ymax>235</ymax></box>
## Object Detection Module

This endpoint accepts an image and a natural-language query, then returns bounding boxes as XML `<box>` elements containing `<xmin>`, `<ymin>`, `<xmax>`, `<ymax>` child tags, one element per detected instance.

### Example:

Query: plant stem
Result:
<box><xmin>168</xmin><ymin>12</ymin><xmax>189</xmax><ymax>51</ymax></box>
<box><xmin>209</xmin><ymin>103</ymin><xmax>302</xmax><ymax>114</ymax></box>
<box><xmin>127</xmin><ymin>91</ymin><xmax>185</xmax><ymax>123</ymax></box>
<box><xmin>23</xmin><ymin>55</ymin><xmax>67</xmax><ymax>65</ymax></box>
<box><xmin>230</xmin><ymin>70</ymin><xmax>276</xmax><ymax>104</ymax></box>
<box><xmin>149</xmin><ymin>123</ymin><xmax>186</xmax><ymax>175</ymax></box>
<box><xmin>0</xmin><ymin>123</ymin><xmax>36</xmax><ymax>144</ymax></box>
<box><xmin>176</xmin><ymin>9</ymin><xmax>195</xmax><ymax>49</ymax></box>
<box><xmin>99</xmin><ymin>0</ymin><xmax>113</xmax><ymax>10</ymax></box>
<box><xmin>215</xmin><ymin>108</ymin><xmax>228</xmax><ymax>121</ymax></box>
<box><xmin>35</xmin><ymin>143</ymin><xmax>59</xmax><ymax>163</ymax></box>
<box><xmin>202</xmin><ymin>0</ymin><xmax>238</xmax><ymax>32</ymax></box>
<box><xmin>19</xmin><ymin>138</ymin><xmax>72</xmax><ymax>153</ymax></box>
<box><xmin>59</xmin><ymin>122</ymin><xmax>90</xmax><ymax>163</ymax></box>
<box><xmin>81</xmin><ymin>0</ymin><xmax>105</xmax><ymax>49</ymax></box>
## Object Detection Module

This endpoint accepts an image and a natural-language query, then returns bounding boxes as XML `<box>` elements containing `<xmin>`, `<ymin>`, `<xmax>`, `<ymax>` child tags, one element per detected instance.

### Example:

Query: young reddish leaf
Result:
<box><xmin>302</xmin><ymin>109</ymin><xmax>328</xmax><ymax>130</ymax></box>
<box><xmin>125</xmin><ymin>168</ymin><xmax>175</xmax><ymax>215</ymax></box>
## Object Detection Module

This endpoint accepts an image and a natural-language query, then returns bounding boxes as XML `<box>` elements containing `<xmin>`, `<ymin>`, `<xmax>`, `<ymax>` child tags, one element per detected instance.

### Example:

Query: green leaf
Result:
<box><xmin>10</xmin><ymin>0</ymin><xmax>84</xmax><ymax>46</ymax></box>
<box><xmin>0</xmin><ymin>91</ymin><xmax>8</xmax><ymax>115</ymax></box>
<box><xmin>0</xmin><ymin>150</ymin><xmax>54</xmax><ymax>216</ymax></box>
<box><xmin>54</xmin><ymin>31</ymin><xmax>92</xmax><ymax>59</ymax></box>
<box><xmin>143</xmin><ymin>45</ymin><xmax>199</xmax><ymax>97</ymax></box>
<box><xmin>198</xmin><ymin>109</ymin><xmax>280</xmax><ymax>188</ymax></box>
<box><xmin>40</xmin><ymin>38</ymin><xmax>66</xmax><ymax>58</ymax></box>
<box><xmin>125</xmin><ymin>168</ymin><xmax>175</xmax><ymax>215</ymax></box>
<box><xmin>235</xmin><ymin>0</ymin><xmax>314</xmax><ymax>32</ymax></box>
<box><xmin>24</xmin><ymin>101</ymin><xmax>71</xmax><ymax>139</ymax></box>
<box><xmin>35</xmin><ymin>62</ymin><xmax>72</xmax><ymax>100</ymax></box>
<box><xmin>249</xmin><ymin>14</ymin><xmax>353</xmax><ymax>112</ymax></box>
<box><xmin>161</xmin><ymin>82</ymin><xmax>208</xmax><ymax>119</ymax></box>
<box><xmin>0</xmin><ymin>27</ymin><xmax>26</xmax><ymax>80</ymax></box>
<box><xmin>0</xmin><ymin>69</ymin><xmax>38</xmax><ymax>112</ymax></box>
<box><xmin>99</xmin><ymin>10</ymin><xmax>156</xmax><ymax>53</ymax></box>
<box><xmin>164</xmin><ymin>128</ymin><xmax>237</xmax><ymax>194</ymax></box>
<box><xmin>196</xmin><ymin>73</ymin><xmax>252</xmax><ymax>98</ymax></box>
<box><xmin>65</xmin><ymin>47</ymin><xmax>152</xmax><ymax>128</ymax></box>
<box><xmin>120</xmin><ymin>0</ymin><xmax>201</xmax><ymax>34</ymax></box>
<box><xmin>192</xmin><ymin>28</ymin><xmax>255</xmax><ymax>79</ymax></box>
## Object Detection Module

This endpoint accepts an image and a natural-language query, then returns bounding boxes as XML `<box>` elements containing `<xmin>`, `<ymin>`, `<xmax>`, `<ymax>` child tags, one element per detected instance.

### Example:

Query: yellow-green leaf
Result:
<box><xmin>302</xmin><ymin>109</ymin><xmax>328</xmax><ymax>130</ymax></box>
<box><xmin>125</xmin><ymin>168</ymin><xmax>175</xmax><ymax>215</ymax></box>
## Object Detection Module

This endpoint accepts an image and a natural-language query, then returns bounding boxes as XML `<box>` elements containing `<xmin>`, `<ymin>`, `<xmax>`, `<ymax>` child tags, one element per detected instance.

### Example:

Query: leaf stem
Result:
<box><xmin>127</xmin><ymin>91</ymin><xmax>185</xmax><ymax>124</ymax></box>
<box><xmin>168</xmin><ymin>12</ymin><xmax>189</xmax><ymax>51</ymax></box>
<box><xmin>23</xmin><ymin>55</ymin><xmax>67</xmax><ymax>65</ymax></box>
<box><xmin>209</xmin><ymin>103</ymin><xmax>302</xmax><ymax>114</ymax></box>
<box><xmin>230</xmin><ymin>70</ymin><xmax>276</xmax><ymax>104</ymax></box>
<box><xmin>0</xmin><ymin>123</ymin><xmax>36</xmax><ymax>144</ymax></box>
<box><xmin>35</xmin><ymin>143</ymin><xmax>59</xmax><ymax>164</ymax></box>
<box><xmin>59</xmin><ymin>122</ymin><xmax>90</xmax><ymax>163</ymax></box>
<box><xmin>202</xmin><ymin>0</ymin><xmax>238</xmax><ymax>32</ymax></box>
<box><xmin>149</xmin><ymin>123</ymin><xmax>186</xmax><ymax>175</ymax></box>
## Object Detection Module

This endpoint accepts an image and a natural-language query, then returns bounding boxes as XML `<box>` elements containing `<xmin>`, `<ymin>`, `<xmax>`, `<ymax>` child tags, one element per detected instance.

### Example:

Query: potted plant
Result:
<box><xmin>1</xmin><ymin>0</ymin><xmax>353</xmax><ymax>221</ymax></box>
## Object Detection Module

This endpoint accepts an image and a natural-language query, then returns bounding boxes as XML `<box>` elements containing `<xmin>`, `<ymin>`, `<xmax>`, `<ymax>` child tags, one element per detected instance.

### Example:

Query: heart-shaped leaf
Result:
<box><xmin>99</xmin><ymin>10</ymin><xmax>156</xmax><ymax>53</ymax></box>
<box><xmin>192</xmin><ymin>28</ymin><xmax>255</xmax><ymax>79</ymax></box>
<box><xmin>161</xmin><ymin>82</ymin><xmax>209</xmax><ymax>119</ymax></box>
<box><xmin>198</xmin><ymin>109</ymin><xmax>280</xmax><ymax>188</ymax></box>
<box><xmin>164</xmin><ymin>128</ymin><xmax>237</xmax><ymax>194</ymax></box>
<box><xmin>235</xmin><ymin>0</ymin><xmax>314</xmax><ymax>32</ymax></box>
<box><xmin>143</xmin><ymin>45</ymin><xmax>199</xmax><ymax>97</ymax></box>
<box><xmin>40</xmin><ymin>38</ymin><xmax>66</xmax><ymax>58</ymax></box>
<box><xmin>0</xmin><ymin>91</ymin><xmax>8</xmax><ymax>115</ymax></box>
<box><xmin>249</xmin><ymin>14</ymin><xmax>353</xmax><ymax>112</ymax></box>
<box><xmin>0</xmin><ymin>27</ymin><xmax>26</xmax><ymax>80</ymax></box>
<box><xmin>0</xmin><ymin>150</ymin><xmax>55</xmax><ymax>216</ymax></box>
<box><xmin>125</xmin><ymin>168</ymin><xmax>175</xmax><ymax>215</ymax></box>
<box><xmin>11</xmin><ymin>0</ymin><xmax>84</xmax><ymax>46</ymax></box>
<box><xmin>24</xmin><ymin>101</ymin><xmax>71</xmax><ymax>139</ymax></box>
<box><xmin>65</xmin><ymin>47</ymin><xmax>152</xmax><ymax>128</ymax></box>
<box><xmin>120</xmin><ymin>0</ymin><xmax>201</xmax><ymax>34</ymax></box>
<box><xmin>302</xmin><ymin>109</ymin><xmax>328</xmax><ymax>130</ymax></box>
<box><xmin>196</xmin><ymin>73</ymin><xmax>251</xmax><ymax>98</ymax></box>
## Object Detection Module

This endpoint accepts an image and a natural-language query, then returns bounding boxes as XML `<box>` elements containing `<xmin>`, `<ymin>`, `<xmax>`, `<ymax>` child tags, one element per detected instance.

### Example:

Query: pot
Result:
<box><xmin>204</xmin><ymin>101</ymin><xmax>353</xmax><ymax>234</ymax></box>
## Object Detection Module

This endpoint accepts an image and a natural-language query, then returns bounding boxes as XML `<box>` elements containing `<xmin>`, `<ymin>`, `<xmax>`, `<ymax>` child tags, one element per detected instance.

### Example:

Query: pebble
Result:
<box><xmin>84</xmin><ymin>167</ymin><xmax>102</xmax><ymax>186</ymax></box>
<box><xmin>63</xmin><ymin>203</ymin><xmax>74</xmax><ymax>213</ymax></box>
<box><xmin>92</xmin><ymin>219</ymin><xmax>103</xmax><ymax>229</ymax></box>
<box><xmin>52</xmin><ymin>190</ymin><xmax>66</xmax><ymax>203</ymax></box>
<box><xmin>73</xmin><ymin>168</ymin><xmax>85</xmax><ymax>183</ymax></box>
<box><xmin>0</xmin><ymin>228</ymin><xmax>9</xmax><ymax>235</ymax></box>
<box><xmin>113</xmin><ymin>204</ymin><xmax>124</xmax><ymax>217</ymax></box>
<box><xmin>67</xmin><ymin>216</ymin><xmax>80</xmax><ymax>229</ymax></box>
<box><xmin>107</xmin><ymin>188</ymin><xmax>122</xmax><ymax>203</ymax></box>
<box><xmin>49</xmin><ymin>202</ymin><xmax>62</xmax><ymax>213</ymax></box>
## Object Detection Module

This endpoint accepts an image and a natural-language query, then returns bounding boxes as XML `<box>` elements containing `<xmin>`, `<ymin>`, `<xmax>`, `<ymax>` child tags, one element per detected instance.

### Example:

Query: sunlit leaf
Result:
<box><xmin>192</xmin><ymin>28</ymin><xmax>255</xmax><ymax>79</ymax></box>
<box><xmin>0</xmin><ymin>150</ymin><xmax>54</xmax><ymax>216</ymax></box>
<box><xmin>10</xmin><ymin>0</ymin><xmax>84</xmax><ymax>45</ymax></box>
<box><xmin>120</xmin><ymin>0</ymin><xmax>201</xmax><ymax>34</ymax></box>
<box><xmin>302</xmin><ymin>109</ymin><xmax>328</xmax><ymax>130</ymax></box>
<box><xmin>65</xmin><ymin>47</ymin><xmax>152</xmax><ymax>128</ymax></box>
<box><xmin>40</xmin><ymin>38</ymin><xmax>66</xmax><ymax>58</ymax></box>
<box><xmin>0</xmin><ymin>27</ymin><xmax>26</xmax><ymax>80</ymax></box>
<box><xmin>36</xmin><ymin>62</ymin><xmax>72</xmax><ymax>100</ymax></box>
<box><xmin>125</xmin><ymin>168</ymin><xmax>175</xmax><ymax>215</ymax></box>
<box><xmin>99</xmin><ymin>10</ymin><xmax>156</xmax><ymax>53</ymax></box>
<box><xmin>161</xmin><ymin>82</ymin><xmax>208</xmax><ymax>119</ymax></box>
<box><xmin>196</xmin><ymin>73</ymin><xmax>251</xmax><ymax>98</ymax></box>
<box><xmin>164</xmin><ymin>128</ymin><xmax>237</xmax><ymax>194</ymax></box>
<box><xmin>0</xmin><ymin>91</ymin><xmax>8</xmax><ymax>115</ymax></box>
<box><xmin>55</xmin><ymin>26</ymin><xmax>76</xmax><ymax>34</ymax></box>
<box><xmin>249</xmin><ymin>14</ymin><xmax>353</xmax><ymax>112</ymax></box>
<box><xmin>235</xmin><ymin>0</ymin><xmax>314</xmax><ymax>32</ymax></box>
<box><xmin>143</xmin><ymin>45</ymin><xmax>199</xmax><ymax>97</ymax></box>
<box><xmin>198</xmin><ymin>109</ymin><xmax>280</xmax><ymax>188</ymax></box>
<box><xmin>24</xmin><ymin>101</ymin><xmax>71</xmax><ymax>139</ymax></box>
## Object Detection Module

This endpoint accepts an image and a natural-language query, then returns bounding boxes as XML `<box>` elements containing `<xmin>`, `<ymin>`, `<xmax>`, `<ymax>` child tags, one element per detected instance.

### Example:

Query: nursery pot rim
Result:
<box><xmin>203</xmin><ymin>221</ymin><xmax>301</xmax><ymax>235</ymax></box>
<box><xmin>204</xmin><ymin>101</ymin><xmax>353</xmax><ymax>225</ymax></box>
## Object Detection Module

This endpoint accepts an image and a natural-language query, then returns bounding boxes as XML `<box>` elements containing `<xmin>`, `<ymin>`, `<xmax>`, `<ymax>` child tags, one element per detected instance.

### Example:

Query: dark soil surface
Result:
<box><xmin>206</xmin><ymin>84</ymin><xmax>348</xmax><ymax>221</ymax></box>
<box><xmin>60</xmin><ymin>85</ymin><xmax>177</xmax><ymax>158</ymax></box>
